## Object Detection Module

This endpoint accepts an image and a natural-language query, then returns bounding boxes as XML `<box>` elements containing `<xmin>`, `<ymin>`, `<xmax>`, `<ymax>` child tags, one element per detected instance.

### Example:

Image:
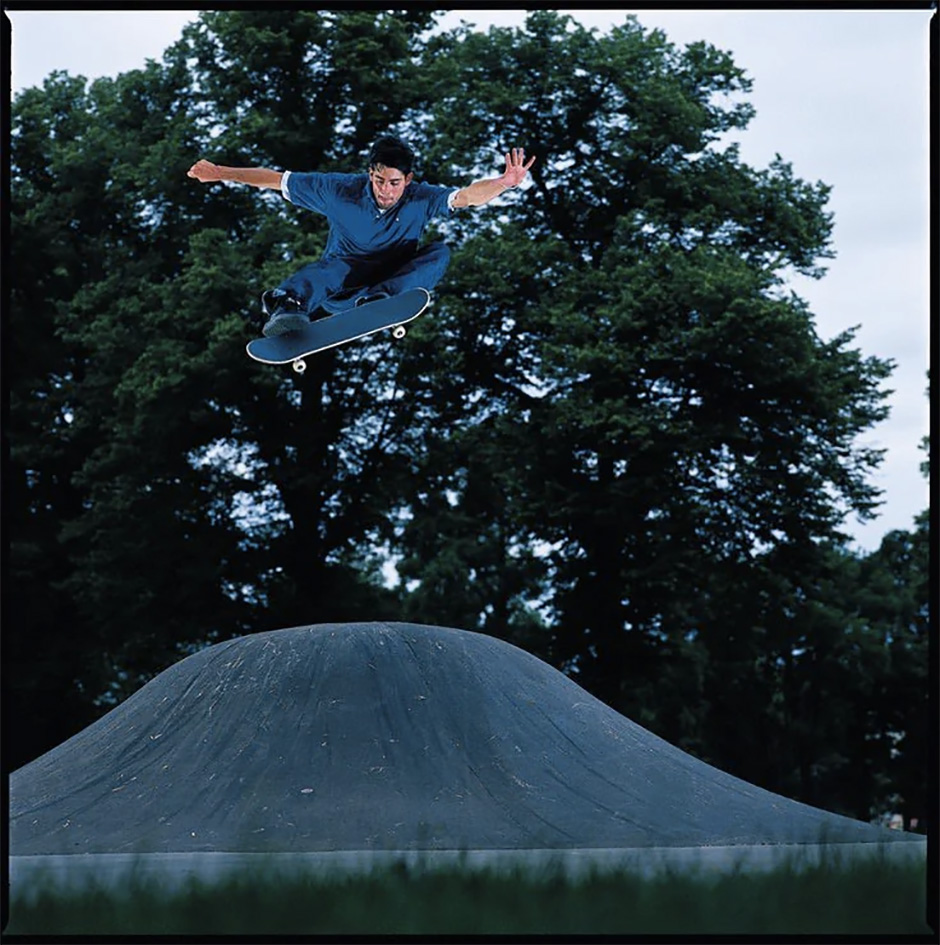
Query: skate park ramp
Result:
<box><xmin>9</xmin><ymin>622</ymin><xmax>923</xmax><ymax>887</ymax></box>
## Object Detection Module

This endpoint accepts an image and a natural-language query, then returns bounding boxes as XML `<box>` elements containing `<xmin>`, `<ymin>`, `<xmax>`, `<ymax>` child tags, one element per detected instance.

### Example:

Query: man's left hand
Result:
<box><xmin>501</xmin><ymin>148</ymin><xmax>536</xmax><ymax>188</ymax></box>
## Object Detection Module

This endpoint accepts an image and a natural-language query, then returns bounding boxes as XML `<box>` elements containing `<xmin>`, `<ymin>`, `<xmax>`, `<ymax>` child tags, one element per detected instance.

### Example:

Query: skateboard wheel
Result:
<box><xmin>392</xmin><ymin>325</ymin><xmax>407</xmax><ymax>339</ymax></box>
<box><xmin>292</xmin><ymin>359</ymin><xmax>307</xmax><ymax>374</ymax></box>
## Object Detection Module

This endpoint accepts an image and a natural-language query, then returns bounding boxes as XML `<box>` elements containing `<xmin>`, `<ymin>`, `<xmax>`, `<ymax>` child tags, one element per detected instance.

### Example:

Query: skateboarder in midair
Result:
<box><xmin>187</xmin><ymin>135</ymin><xmax>536</xmax><ymax>337</ymax></box>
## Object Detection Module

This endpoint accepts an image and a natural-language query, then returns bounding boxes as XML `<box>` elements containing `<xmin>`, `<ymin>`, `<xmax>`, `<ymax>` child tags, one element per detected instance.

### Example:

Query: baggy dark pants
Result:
<box><xmin>277</xmin><ymin>239</ymin><xmax>451</xmax><ymax>315</ymax></box>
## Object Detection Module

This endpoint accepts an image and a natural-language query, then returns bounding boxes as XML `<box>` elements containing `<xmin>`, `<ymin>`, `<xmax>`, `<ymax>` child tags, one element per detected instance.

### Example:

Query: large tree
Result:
<box><xmin>7</xmin><ymin>10</ymin><xmax>442</xmax><ymax>765</ymax></box>
<box><xmin>8</xmin><ymin>10</ymin><xmax>922</xmax><ymax>831</ymax></box>
<box><xmin>388</xmin><ymin>12</ymin><xmax>900</xmax><ymax>805</ymax></box>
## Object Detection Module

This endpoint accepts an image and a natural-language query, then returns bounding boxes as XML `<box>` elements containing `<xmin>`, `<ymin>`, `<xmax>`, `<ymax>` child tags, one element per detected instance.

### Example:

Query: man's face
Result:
<box><xmin>369</xmin><ymin>164</ymin><xmax>413</xmax><ymax>209</ymax></box>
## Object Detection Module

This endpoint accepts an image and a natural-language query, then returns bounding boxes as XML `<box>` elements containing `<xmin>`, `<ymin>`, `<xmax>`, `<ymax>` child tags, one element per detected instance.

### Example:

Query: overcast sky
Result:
<box><xmin>6</xmin><ymin>7</ymin><xmax>932</xmax><ymax>553</ymax></box>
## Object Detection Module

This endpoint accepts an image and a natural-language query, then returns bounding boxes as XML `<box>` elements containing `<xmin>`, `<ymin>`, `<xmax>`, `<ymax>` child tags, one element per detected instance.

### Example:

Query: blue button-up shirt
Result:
<box><xmin>282</xmin><ymin>171</ymin><xmax>457</xmax><ymax>263</ymax></box>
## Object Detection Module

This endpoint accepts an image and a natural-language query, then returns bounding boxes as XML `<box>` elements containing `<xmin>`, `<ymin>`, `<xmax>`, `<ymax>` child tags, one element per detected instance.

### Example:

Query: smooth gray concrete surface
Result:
<box><xmin>10</xmin><ymin>622</ymin><xmax>919</xmax><ymax>855</ymax></box>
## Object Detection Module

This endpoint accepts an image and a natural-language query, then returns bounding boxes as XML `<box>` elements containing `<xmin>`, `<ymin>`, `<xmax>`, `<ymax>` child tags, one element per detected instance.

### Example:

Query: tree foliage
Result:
<box><xmin>7</xmin><ymin>11</ymin><xmax>926</xmax><ymax>832</ymax></box>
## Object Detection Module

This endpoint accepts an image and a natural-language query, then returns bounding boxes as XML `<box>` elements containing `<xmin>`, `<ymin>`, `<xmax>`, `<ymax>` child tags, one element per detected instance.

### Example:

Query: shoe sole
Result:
<box><xmin>262</xmin><ymin>312</ymin><xmax>309</xmax><ymax>337</ymax></box>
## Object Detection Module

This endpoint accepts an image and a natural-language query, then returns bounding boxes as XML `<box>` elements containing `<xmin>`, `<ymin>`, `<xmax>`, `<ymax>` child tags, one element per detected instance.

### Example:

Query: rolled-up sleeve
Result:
<box><xmin>281</xmin><ymin>171</ymin><xmax>331</xmax><ymax>213</ymax></box>
<box><xmin>411</xmin><ymin>182</ymin><xmax>460</xmax><ymax>219</ymax></box>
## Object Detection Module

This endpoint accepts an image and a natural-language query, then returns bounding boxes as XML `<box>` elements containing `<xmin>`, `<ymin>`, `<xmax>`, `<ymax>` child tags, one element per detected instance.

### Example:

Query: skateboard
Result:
<box><xmin>246</xmin><ymin>288</ymin><xmax>430</xmax><ymax>374</ymax></box>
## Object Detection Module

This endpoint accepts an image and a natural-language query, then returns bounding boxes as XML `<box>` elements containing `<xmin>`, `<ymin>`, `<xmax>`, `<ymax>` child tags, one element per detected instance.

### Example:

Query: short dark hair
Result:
<box><xmin>368</xmin><ymin>135</ymin><xmax>415</xmax><ymax>176</ymax></box>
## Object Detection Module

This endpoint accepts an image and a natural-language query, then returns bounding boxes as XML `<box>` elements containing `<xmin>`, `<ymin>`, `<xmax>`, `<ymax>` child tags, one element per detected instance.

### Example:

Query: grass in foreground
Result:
<box><xmin>6</xmin><ymin>853</ymin><xmax>931</xmax><ymax>936</ymax></box>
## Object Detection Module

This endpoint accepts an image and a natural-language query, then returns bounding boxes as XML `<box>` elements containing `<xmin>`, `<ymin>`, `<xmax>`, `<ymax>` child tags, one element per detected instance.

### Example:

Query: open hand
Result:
<box><xmin>187</xmin><ymin>159</ymin><xmax>222</xmax><ymax>183</ymax></box>
<box><xmin>501</xmin><ymin>148</ymin><xmax>536</xmax><ymax>188</ymax></box>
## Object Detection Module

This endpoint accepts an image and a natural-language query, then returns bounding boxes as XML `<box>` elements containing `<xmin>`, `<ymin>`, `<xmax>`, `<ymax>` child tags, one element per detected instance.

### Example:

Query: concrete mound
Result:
<box><xmin>10</xmin><ymin>622</ymin><xmax>913</xmax><ymax>855</ymax></box>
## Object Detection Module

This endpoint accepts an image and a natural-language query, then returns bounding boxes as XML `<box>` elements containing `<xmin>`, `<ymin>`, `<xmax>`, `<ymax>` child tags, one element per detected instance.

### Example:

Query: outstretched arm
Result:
<box><xmin>451</xmin><ymin>148</ymin><xmax>536</xmax><ymax>208</ymax></box>
<box><xmin>187</xmin><ymin>160</ymin><xmax>284</xmax><ymax>190</ymax></box>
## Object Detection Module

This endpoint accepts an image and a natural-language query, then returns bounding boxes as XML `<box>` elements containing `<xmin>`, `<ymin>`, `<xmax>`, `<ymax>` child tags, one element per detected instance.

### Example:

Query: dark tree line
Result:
<box><xmin>6</xmin><ymin>10</ymin><xmax>928</xmax><ymax>832</ymax></box>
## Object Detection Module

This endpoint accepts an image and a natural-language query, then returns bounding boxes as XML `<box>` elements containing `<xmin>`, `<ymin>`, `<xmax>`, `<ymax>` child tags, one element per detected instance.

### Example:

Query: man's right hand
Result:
<box><xmin>187</xmin><ymin>159</ymin><xmax>222</xmax><ymax>183</ymax></box>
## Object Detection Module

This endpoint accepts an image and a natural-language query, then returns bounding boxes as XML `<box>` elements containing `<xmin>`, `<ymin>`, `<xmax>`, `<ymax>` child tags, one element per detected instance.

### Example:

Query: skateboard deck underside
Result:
<box><xmin>247</xmin><ymin>288</ymin><xmax>430</xmax><ymax>365</ymax></box>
